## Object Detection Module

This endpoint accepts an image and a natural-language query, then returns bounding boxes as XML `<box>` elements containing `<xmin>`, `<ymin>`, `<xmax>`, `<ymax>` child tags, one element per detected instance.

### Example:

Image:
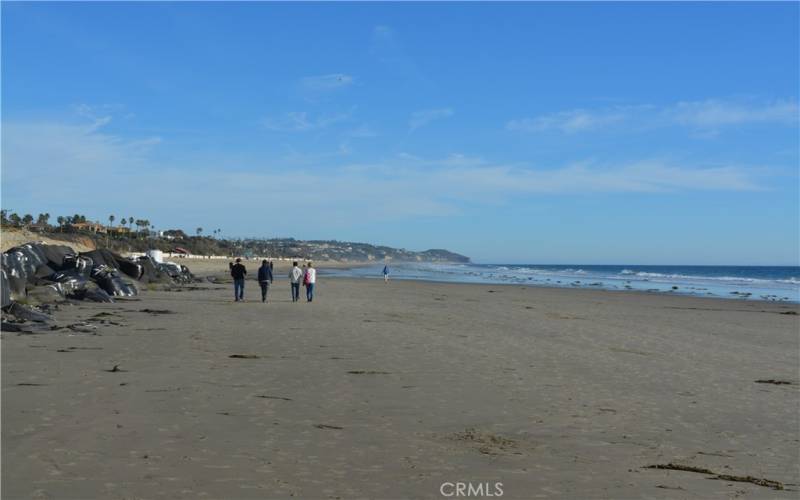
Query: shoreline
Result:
<box><xmin>320</xmin><ymin>273</ymin><xmax>800</xmax><ymax>305</ymax></box>
<box><xmin>321</xmin><ymin>275</ymin><xmax>800</xmax><ymax>309</ymax></box>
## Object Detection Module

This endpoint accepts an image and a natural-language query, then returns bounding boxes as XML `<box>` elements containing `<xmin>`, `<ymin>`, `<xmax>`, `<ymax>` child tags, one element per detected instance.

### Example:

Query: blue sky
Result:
<box><xmin>2</xmin><ymin>2</ymin><xmax>798</xmax><ymax>264</ymax></box>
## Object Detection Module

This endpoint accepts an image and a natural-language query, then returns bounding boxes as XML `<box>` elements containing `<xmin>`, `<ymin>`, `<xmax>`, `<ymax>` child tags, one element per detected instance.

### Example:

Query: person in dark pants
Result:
<box><xmin>231</xmin><ymin>258</ymin><xmax>247</xmax><ymax>301</ymax></box>
<box><xmin>289</xmin><ymin>261</ymin><xmax>303</xmax><ymax>302</ymax></box>
<box><xmin>258</xmin><ymin>259</ymin><xmax>273</xmax><ymax>303</ymax></box>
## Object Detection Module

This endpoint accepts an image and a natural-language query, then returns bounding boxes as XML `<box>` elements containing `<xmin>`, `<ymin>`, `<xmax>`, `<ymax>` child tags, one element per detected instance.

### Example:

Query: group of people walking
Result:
<box><xmin>229</xmin><ymin>258</ymin><xmax>316</xmax><ymax>303</ymax></box>
<box><xmin>289</xmin><ymin>261</ymin><xmax>316</xmax><ymax>302</ymax></box>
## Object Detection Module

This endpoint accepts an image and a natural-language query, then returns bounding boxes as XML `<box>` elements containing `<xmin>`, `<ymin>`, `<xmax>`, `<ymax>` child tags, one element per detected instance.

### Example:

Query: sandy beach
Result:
<box><xmin>2</xmin><ymin>272</ymin><xmax>798</xmax><ymax>499</ymax></box>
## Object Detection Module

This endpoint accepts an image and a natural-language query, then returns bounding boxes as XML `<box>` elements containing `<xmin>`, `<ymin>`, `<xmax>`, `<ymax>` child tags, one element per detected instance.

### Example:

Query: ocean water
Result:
<box><xmin>323</xmin><ymin>263</ymin><xmax>800</xmax><ymax>303</ymax></box>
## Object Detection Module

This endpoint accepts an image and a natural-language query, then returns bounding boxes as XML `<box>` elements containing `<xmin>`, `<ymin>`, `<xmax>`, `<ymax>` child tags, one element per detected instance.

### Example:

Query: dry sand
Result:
<box><xmin>2</xmin><ymin>271</ymin><xmax>798</xmax><ymax>499</ymax></box>
<box><xmin>1</xmin><ymin>229</ymin><xmax>96</xmax><ymax>253</ymax></box>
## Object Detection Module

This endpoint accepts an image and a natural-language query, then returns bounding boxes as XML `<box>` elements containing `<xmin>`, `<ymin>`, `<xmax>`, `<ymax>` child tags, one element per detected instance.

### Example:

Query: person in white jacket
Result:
<box><xmin>288</xmin><ymin>261</ymin><xmax>303</xmax><ymax>303</ymax></box>
<box><xmin>304</xmin><ymin>262</ymin><xmax>317</xmax><ymax>302</ymax></box>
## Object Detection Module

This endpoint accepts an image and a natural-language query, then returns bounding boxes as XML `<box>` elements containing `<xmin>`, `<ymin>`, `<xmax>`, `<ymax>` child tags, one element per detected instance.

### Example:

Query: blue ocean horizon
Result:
<box><xmin>324</xmin><ymin>263</ymin><xmax>800</xmax><ymax>303</ymax></box>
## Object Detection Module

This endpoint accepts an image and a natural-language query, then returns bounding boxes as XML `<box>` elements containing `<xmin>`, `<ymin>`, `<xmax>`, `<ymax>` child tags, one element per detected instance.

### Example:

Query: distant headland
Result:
<box><xmin>0</xmin><ymin>212</ymin><xmax>470</xmax><ymax>263</ymax></box>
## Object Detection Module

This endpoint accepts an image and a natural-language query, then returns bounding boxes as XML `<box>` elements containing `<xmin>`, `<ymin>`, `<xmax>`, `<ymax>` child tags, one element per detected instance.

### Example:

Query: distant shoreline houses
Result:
<box><xmin>25</xmin><ymin>220</ymin><xmax>119</xmax><ymax>235</ymax></box>
<box><xmin>30</xmin><ymin>221</ymin><xmax>165</xmax><ymax>239</ymax></box>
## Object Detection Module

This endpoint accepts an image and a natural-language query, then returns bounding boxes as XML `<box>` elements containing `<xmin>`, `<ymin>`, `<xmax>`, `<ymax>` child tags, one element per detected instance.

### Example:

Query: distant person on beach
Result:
<box><xmin>289</xmin><ymin>261</ymin><xmax>303</xmax><ymax>303</ymax></box>
<box><xmin>383</xmin><ymin>265</ymin><xmax>390</xmax><ymax>283</ymax></box>
<box><xmin>231</xmin><ymin>258</ymin><xmax>247</xmax><ymax>302</ymax></box>
<box><xmin>269</xmin><ymin>261</ymin><xmax>274</xmax><ymax>272</ymax></box>
<box><xmin>258</xmin><ymin>259</ymin><xmax>273</xmax><ymax>303</ymax></box>
<box><xmin>304</xmin><ymin>262</ymin><xmax>316</xmax><ymax>302</ymax></box>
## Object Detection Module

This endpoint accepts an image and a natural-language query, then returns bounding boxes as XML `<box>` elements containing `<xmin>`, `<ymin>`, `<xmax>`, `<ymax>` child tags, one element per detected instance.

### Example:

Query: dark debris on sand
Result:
<box><xmin>644</xmin><ymin>463</ymin><xmax>784</xmax><ymax>490</ymax></box>
<box><xmin>755</xmin><ymin>379</ymin><xmax>795</xmax><ymax>385</ymax></box>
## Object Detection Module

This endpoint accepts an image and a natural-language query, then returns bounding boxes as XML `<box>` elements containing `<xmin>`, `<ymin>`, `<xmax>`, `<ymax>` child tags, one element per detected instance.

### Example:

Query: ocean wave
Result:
<box><xmin>615</xmin><ymin>271</ymin><xmax>796</xmax><ymax>285</ymax></box>
<box><xmin>406</xmin><ymin>263</ymin><xmax>798</xmax><ymax>288</ymax></box>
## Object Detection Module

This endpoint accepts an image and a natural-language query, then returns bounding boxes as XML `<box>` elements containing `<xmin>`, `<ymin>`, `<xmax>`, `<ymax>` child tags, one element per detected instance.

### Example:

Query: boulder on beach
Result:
<box><xmin>1</xmin><ymin>242</ymin><xmax>195</xmax><ymax>313</ymax></box>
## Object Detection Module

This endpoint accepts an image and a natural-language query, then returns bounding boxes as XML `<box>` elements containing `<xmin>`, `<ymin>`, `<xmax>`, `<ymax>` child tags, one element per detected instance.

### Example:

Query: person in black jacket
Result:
<box><xmin>231</xmin><ymin>258</ymin><xmax>247</xmax><ymax>302</ymax></box>
<box><xmin>258</xmin><ymin>259</ymin><xmax>274</xmax><ymax>303</ymax></box>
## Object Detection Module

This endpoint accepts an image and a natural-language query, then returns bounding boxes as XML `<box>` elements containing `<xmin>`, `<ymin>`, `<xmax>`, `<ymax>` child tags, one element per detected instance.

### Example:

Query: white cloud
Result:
<box><xmin>507</xmin><ymin>109</ymin><xmax>628</xmax><ymax>134</ymax></box>
<box><xmin>345</xmin><ymin>124</ymin><xmax>377</xmax><ymax>138</ymax></box>
<box><xmin>438</xmin><ymin>161</ymin><xmax>761</xmax><ymax>195</ymax></box>
<box><xmin>409</xmin><ymin>108</ymin><xmax>454</xmax><ymax>131</ymax></box>
<box><xmin>508</xmin><ymin>98</ymin><xmax>799</xmax><ymax>134</ymax></box>
<box><xmin>666</xmin><ymin>99</ymin><xmax>798</xmax><ymax>128</ymax></box>
<box><xmin>1</xmin><ymin>119</ymin><xmax>161</xmax><ymax>216</ymax></box>
<box><xmin>300</xmin><ymin>73</ymin><xmax>354</xmax><ymax>91</ymax></box>
<box><xmin>262</xmin><ymin>110</ymin><xmax>351</xmax><ymax>132</ymax></box>
<box><xmin>1</xmin><ymin>118</ymin><xmax>771</xmax><ymax>234</ymax></box>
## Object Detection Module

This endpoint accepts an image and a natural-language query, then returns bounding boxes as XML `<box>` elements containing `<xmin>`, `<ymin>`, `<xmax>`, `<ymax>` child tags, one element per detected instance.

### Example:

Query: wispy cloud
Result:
<box><xmin>391</xmin><ymin>155</ymin><xmax>764</xmax><ymax>195</ymax></box>
<box><xmin>300</xmin><ymin>73</ymin><xmax>354</xmax><ymax>92</ymax></box>
<box><xmin>667</xmin><ymin>99</ymin><xmax>799</xmax><ymax>128</ymax></box>
<box><xmin>345</xmin><ymin>124</ymin><xmax>378</xmax><ymax>139</ymax></box>
<box><xmin>262</xmin><ymin>110</ymin><xmax>352</xmax><ymax>132</ymax></box>
<box><xmin>1</xmin><ymin>118</ymin><xmax>161</xmax><ymax>213</ymax></box>
<box><xmin>507</xmin><ymin>108</ymin><xmax>631</xmax><ymax>134</ymax></box>
<box><xmin>440</xmin><ymin>161</ymin><xmax>762</xmax><ymax>195</ymax></box>
<box><xmin>2</xmin><ymin>118</ymin><xmax>775</xmax><ymax>234</ymax></box>
<box><xmin>409</xmin><ymin>108</ymin><xmax>454</xmax><ymax>131</ymax></box>
<box><xmin>508</xmin><ymin>98</ymin><xmax>799</xmax><ymax>135</ymax></box>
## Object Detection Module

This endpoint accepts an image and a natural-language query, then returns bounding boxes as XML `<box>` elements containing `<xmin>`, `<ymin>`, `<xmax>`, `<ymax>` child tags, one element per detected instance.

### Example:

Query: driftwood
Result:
<box><xmin>755</xmin><ymin>379</ymin><xmax>794</xmax><ymax>385</ymax></box>
<box><xmin>645</xmin><ymin>463</ymin><xmax>784</xmax><ymax>490</ymax></box>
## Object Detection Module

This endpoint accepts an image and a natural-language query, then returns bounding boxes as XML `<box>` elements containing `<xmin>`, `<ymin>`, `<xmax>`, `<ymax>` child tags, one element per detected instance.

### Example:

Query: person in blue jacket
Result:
<box><xmin>383</xmin><ymin>265</ymin><xmax>389</xmax><ymax>283</ymax></box>
<box><xmin>258</xmin><ymin>259</ymin><xmax>274</xmax><ymax>303</ymax></box>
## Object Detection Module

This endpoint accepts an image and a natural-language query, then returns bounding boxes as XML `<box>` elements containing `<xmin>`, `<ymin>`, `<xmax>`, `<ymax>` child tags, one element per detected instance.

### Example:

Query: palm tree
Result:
<box><xmin>134</xmin><ymin>219</ymin><xmax>144</xmax><ymax>237</ymax></box>
<box><xmin>9</xmin><ymin>213</ymin><xmax>21</xmax><ymax>226</ymax></box>
<box><xmin>196</xmin><ymin>227</ymin><xmax>203</xmax><ymax>237</ymax></box>
<box><xmin>108</xmin><ymin>216</ymin><xmax>116</xmax><ymax>245</ymax></box>
<box><xmin>57</xmin><ymin>216</ymin><xmax>65</xmax><ymax>232</ymax></box>
<box><xmin>22</xmin><ymin>214</ymin><xmax>34</xmax><ymax>227</ymax></box>
<box><xmin>128</xmin><ymin>217</ymin><xmax>134</xmax><ymax>228</ymax></box>
<box><xmin>36</xmin><ymin>213</ymin><xmax>50</xmax><ymax>227</ymax></box>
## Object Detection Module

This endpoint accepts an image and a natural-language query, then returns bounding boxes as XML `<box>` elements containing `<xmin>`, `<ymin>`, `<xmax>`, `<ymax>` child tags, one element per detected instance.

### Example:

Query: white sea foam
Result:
<box><xmin>332</xmin><ymin>262</ymin><xmax>799</xmax><ymax>303</ymax></box>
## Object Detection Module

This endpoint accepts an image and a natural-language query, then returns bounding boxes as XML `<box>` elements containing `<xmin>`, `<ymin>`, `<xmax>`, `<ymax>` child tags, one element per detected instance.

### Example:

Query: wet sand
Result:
<box><xmin>2</xmin><ymin>274</ymin><xmax>799</xmax><ymax>499</ymax></box>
